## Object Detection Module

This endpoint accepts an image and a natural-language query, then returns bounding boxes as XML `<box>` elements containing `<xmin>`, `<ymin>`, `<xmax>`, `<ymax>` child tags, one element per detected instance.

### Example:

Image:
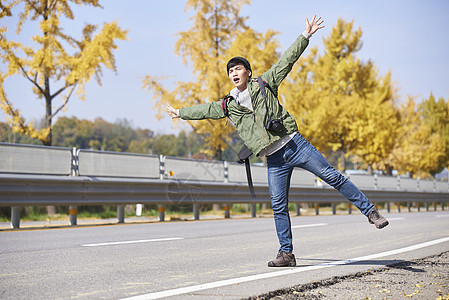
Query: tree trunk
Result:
<box><xmin>43</xmin><ymin>75</ymin><xmax>52</xmax><ymax>146</ymax></box>
<box><xmin>339</xmin><ymin>151</ymin><xmax>346</xmax><ymax>171</ymax></box>
<box><xmin>214</xmin><ymin>147</ymin><xmax>222</xmax><ymax>161</ymax></box>
<box><xmin>44</xmin><ymin>79</ymin><xmax>55</xmax><ymax>215</ymax></box>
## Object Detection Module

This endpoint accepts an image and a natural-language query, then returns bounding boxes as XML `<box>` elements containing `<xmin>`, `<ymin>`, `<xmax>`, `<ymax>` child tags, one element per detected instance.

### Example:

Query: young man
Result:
<box><xmin>166</xmin><ymin>15</ymin><xmax>389</xmax><ymax>267</ymax></box>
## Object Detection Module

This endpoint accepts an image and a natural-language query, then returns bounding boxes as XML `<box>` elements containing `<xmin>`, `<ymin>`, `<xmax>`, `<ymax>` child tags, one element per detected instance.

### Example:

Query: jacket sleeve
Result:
<box><xmin>261</xmin><ymin>34</ymin><xmax>309</xmax><ymax>92</ymax></box>
<box><xmin>179</xmin><ymin>99</ymin><xmax>226</xmax><ymax>120</ymax></box>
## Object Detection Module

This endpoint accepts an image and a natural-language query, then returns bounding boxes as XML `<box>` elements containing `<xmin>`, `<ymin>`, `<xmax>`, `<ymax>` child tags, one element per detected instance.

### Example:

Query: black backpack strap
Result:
<box><xmin>257</xmin><ymin>76</ymin><xmax>277</xmax><ymax>98</ymax></box>
<box><xmin>237</xmin><ymin>144</ymin><xmax>252</xmax><ymax>162</ymax></box>
<box><xmin>237</xmin><ymin>144</ymin><xmax>255</xmax><ymax>198</ymax></box>
<box><xmin>257</xmin><ymin>76</ymin><xmax>268</xmax><ymax>99</ymax></box>
<box><xmin>257</xmin><ymin>76</ymin><xmax>282</xmax><ymax>120</ymax></box>
<box><xmin>244</xmin><ymin>158</ymin><xmax>256</xmax><ymax>198</ymax></box>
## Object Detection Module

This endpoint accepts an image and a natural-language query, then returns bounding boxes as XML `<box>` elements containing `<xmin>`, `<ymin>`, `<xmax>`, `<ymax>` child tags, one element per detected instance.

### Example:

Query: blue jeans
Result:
<box><xmin>266</xmin><ymin>133</ymin><xmax>375</xmax><ymax>253</ymax></box>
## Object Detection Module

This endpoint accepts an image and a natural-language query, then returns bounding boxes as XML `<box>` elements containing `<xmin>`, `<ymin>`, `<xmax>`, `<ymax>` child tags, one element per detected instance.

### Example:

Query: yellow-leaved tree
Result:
<box><xmin>420</xmin><ymin>93</ymin><xmax>449</xmax><ymax>175</ymax></box>
<box><xmin>281</xmin><ymin>19</ymin><xmax>399</xmax><ymax>172</ymax></box>
<box><xmin>389</xmin><ymin>97</ymin><xmax>444</xmax><ymax>178</ymax></box>
<box><xmin>0</xmin><ymin>0</ymin><xmax>128</xmax><ymax>145</ymax></box>
<box><xmin>347</xmin><ymin>72</ymin><xmax>400</xmax><ymax>174</ymax></box>
<box><xmin>142</xmin><ymin>0</ymin><xmax>279</xmax><ymax>160</ymax></box>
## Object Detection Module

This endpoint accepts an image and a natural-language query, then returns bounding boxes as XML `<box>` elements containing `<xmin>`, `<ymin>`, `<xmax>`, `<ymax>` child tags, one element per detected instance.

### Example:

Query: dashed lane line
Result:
<box><xmin>388</xmin><ymin>217</ymin><xmax>406</xmax><ymax>221</ymax></box>
<box><xmin>81</xmin><ymin>237</ymin><xmax>184</xmax><ymax>247</ymax></box>
<box><xmin>81</xmin><ymin>224</ymin><xmax>329</xmax><ymax>247</ymax></box>
<box><xmin>291</xmin><ymin>223</ymin><xmax>328</xmax><ymax>229</ymax></box>
<box><xmin>436</xmin><ymin>214</ymin><xmax>449</xmax><ymax>218</ymax></box>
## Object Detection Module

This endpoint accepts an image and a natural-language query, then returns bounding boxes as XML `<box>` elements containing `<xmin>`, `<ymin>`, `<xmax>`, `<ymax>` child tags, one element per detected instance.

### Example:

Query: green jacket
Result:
<box><xmin>179</xmin><ymin>34</ymin><xmax>309</xmax><ymax>156</ymax></box>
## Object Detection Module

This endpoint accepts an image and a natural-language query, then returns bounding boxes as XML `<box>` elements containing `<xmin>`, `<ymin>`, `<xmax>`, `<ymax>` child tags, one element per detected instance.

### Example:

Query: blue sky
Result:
<box><xmin>2</xmin><ymin>0</ymin><xmax>449</xmax><ymax>135</ymax></box>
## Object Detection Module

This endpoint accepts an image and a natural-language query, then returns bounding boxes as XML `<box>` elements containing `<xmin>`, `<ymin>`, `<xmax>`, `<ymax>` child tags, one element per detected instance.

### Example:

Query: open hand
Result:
<box><xmin>166</xmin><ymin>103</ymin><xmax>180</xmax><ymax>119</ymax></box>
<box><xmin>306</xmin><ymin>15</ymin><xmax>324</xmax><ymax>35</ymax></box>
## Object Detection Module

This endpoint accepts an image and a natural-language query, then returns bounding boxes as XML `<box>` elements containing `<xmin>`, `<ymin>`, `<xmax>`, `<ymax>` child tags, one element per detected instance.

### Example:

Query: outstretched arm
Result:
<box><xmin>261</xmin><ymin>15</ymin><xmax>324</xmax><ymax>90</ymax></box>
<box><xmin>305</xmin><ymin>15</ymin><xmax>325</xmax><ymax>35</ymax></box>
<box><xmin>165</xmin><ymin>100</ymin><xmax>226</xmax><ymax>120</ymax></box>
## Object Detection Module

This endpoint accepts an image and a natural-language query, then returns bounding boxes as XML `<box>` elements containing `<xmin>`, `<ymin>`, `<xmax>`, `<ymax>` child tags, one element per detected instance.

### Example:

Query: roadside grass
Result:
<box><xmin>0</xmin><ymin>202</ymin><xmax>420</xmax><ymax>222</ymax></box>
<box><xmin>0</xmin><ymin>202</ymin><xmax>442</xmax><ymax>223</ymax></box>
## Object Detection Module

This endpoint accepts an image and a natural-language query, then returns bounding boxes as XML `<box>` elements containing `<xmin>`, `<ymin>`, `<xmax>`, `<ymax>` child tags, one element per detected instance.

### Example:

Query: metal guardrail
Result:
<box><xmin>77</xmin><ymin>149</ymin><xmax>160</xmax><ymax>178</ymax></box>
<box><xmin>0</xmin><ymin>143</ymin><xmax>73</xmax><ymax>175</ymax></box>
<box><xmin>2</xmin><ymin>142</ymin><xmax>448</xmax><ymax>191</ymax></box>
<box><xmin>1</xmin><ymin>142</ymin><xmax>448</xmax><ymax>229</ymax></box>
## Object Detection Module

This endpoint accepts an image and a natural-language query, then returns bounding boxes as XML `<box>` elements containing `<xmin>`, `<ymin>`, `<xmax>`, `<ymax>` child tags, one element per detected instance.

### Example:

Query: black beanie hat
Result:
<box><xmin>227</xmin><ymin>57</ymin><xmax>252</xmax><ymax>75</ymax></box>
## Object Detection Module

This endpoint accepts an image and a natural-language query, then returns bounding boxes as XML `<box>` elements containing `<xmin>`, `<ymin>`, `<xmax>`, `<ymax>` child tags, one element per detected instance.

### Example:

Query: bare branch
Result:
<box><xmin>50</xmin><ymin>82</ymin><xmax>75</xmax><ymax>101</ymax></box>
<box><xmin>17</xmin><ymin>63</ymin><xmax>46</xmax><ymax>96</ymax></box>
<box><xmin>50</xmin><ymin>83</ymin><xmax>77</xmax><ymax>119</ymax></box>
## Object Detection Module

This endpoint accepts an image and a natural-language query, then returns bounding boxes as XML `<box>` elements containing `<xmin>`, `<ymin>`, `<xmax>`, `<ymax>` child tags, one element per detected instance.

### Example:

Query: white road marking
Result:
<box><xmin>81</xmin><ymin>237</ymin><xmax>184</xmax><ymax>247</ymax></box>
<box><xmin>291</xmin><ymin>223</ymin><xmax>328</xmax><ymax>229</ymax></box>
<box><xmin>436</xmin><ymin>214</ymin><xmax>449</xmax><ymax>218</ymax></box>
<box><xmin>388</xmin><ymin>217</ymin><xmax>406</xmax><ymax>221</ymax></box>
<box><xmin>119</xmin><ymin>236</ymin><xmax>449</xmax><ymax>300</ymax></box>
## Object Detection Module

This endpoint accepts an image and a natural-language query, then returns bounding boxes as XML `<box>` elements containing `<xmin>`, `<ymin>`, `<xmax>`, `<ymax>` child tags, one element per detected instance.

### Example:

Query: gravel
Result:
<box><xmin>245</xmin><ymin>251</ymin><xmax>449</xmax><ymax>300</ymax></box>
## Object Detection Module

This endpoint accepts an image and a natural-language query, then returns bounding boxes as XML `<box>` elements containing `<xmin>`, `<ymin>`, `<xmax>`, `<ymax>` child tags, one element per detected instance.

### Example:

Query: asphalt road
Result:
<box><xmin>1</xmin><ymin>211</ymin><xmax>448</xmax><ymax>300</ymax></box>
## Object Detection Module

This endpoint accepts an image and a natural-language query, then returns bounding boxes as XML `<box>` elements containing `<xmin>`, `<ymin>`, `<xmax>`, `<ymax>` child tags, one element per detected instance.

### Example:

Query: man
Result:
<box><xmin>166</xmin><ymin>15</ymin><xmax>389</xmax><ymax>267</ymax></box>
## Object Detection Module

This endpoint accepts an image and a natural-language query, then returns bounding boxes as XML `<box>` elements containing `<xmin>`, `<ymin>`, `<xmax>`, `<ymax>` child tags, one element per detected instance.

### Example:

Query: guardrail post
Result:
<box><xmin>117</xmin><ymin>205</ymin><xmax>125</xmax><ymax>223</ymax></box>
<box><xmin>407</xmin><ymin>202</ymin><xmax>412</xmax><ymax>212</ymax></box>
<box><xmin>136</xmin><ymin>204</ymin><xmax>143</xmax><ymax>217</ymax></box>
<box><xmin>158</xmin><ymin>205</ymin><xmax>165</xmax><ymax>221</ymax></box>
<box><xmin>417</xmin><ymin>202</ymin><xmax>421</xmax><ymax>212</ymax></box>
<box><xmin>224</xmin><ymin>161</ymin><xmax>229</xmax><ymax>183</ymax></box>
<box><xmin>374</xmin><ymin>174</ymin><xmax>378</xmax><ymax>190</ymax></box>
<box><xmin>442</xmin><ymin>202</ymin><xmax>446</xmax><ymax>211</ymax></box>
<box><xmin>314</xmin><ymin>203</ymin><xmax>319</xmax><ymax>215</ymax></box>
<box><xmin>250</xmin><ymin>203</ymin><xmax>257</xmax><ymax>218</ymax></box>
<box><xmin>433</xmin><ymin>202</ymin><xmax>437</xmax><ymax>211</ymax></box>
<box><xmin>193</xmin><ymin>204</ymin><xmax>200</xmax><ymax>220</ymax></box>
<box><xmin>11</xmin><ymin>206</ymin><xmax>20</xmax><ymax>229</ymax></box>
<box><xmin>71</xmin><ymin>147</ymin><xmax>79</xmax><ymax>176</ymax></box>
<box><xmin>69</xmin><ymin>205</ymin><xmax>77</xmax><ymax>226</ymax></box>
<box><xmin>425</xmin><ymin>202</ymin><xmax>429</xmax><ymax>211</ymax></box>
<box><xmin>397</xmin><ymin>203</ymin><xmax>401</xmax><ymax>213</ymax></box>
<box><xmin>159</xmin><ymin>155</ymin><xmax>165</xmax><ymax>180</ymax></box>
<box><xmin>331</xmin><ymin>203</ymin><xmax>336</xmax><ymax>215</ymax></box>
<box><xmin>386</xmin><ymin>202</ymin><xmax>391</xmax><ymax>213</ymax></box>
<box><xmin>347</xmin><ymin>203</ymin><xmax>352</xmax><ymax>214</ymax></box>
<box><xmin>224</xmin><ymin>205</ymin><xmax>231</xmax><ymax>218</ymax></box>
<box><xmin>295</xmin><ymin>203</ymin><xmax>301</xmax><ymax>216</ymax></box>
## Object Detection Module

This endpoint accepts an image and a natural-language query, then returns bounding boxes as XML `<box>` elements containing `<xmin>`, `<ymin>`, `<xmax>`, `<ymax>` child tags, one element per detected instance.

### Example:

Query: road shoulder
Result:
<box><xmin>246</xmin><ymin>251</ymin><xmax>449</xmax><ymax>300</ymax></box>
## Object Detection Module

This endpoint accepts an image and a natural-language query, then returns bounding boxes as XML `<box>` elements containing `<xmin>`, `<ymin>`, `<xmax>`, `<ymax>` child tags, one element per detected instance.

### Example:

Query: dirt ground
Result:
<box><xmin>246</xmin><ymin>251</ymin><xmax>449</xmax><ymax>300</ymax></box>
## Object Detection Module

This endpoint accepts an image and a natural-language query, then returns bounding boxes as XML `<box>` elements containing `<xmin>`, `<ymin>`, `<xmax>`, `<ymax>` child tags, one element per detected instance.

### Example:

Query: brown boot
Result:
<box><xmin>268</xmin><ymin>251</ymin><xmax>296</xmax><ymax>267</ymax></box>
<box><xmin>367</xmin><ymin>208</ymin><xmax>389</xmax><ymax>229</ymax></box>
